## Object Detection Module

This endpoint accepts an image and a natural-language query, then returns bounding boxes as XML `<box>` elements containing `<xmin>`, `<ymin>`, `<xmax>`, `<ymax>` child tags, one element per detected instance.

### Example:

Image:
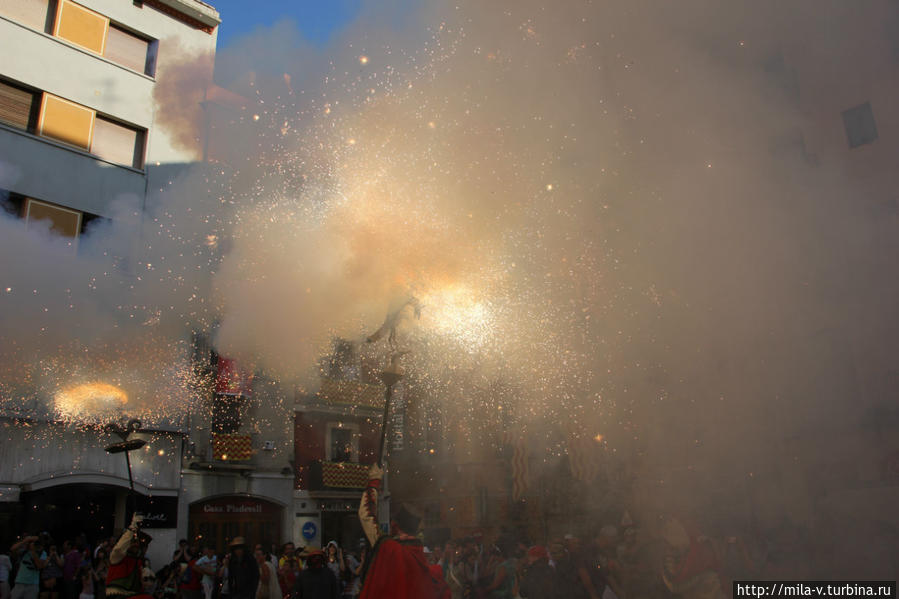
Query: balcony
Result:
<box><xmin>187</xmin><ymin>432</ymin><xmax>258</xmax><ymax>472</ymax></box>
<box><xmin>307</xmin><ymin>460</ymin><xmax>370</xmax><ymax>491</ymax></box>
<box><xmin>310</xmin><ymin>378</ymin><xmax>384</xmax><ymax>410</ymax></box>
<box><xmin>0</xmin><ymin>125</ymin><xmax>146</xmax><ymax>218</ymax></box>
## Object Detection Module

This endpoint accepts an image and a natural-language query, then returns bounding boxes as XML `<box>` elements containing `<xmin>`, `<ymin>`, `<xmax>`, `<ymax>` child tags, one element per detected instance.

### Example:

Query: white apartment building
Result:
<box><xmin>0</xmin><ymin>0</ymin><xmax>220</xmax><ymax>238</ymax></box>
<box><xmin>0</xmin><ymin>0</ymin><xmax>221</xmax><ymax>568</ymax></box>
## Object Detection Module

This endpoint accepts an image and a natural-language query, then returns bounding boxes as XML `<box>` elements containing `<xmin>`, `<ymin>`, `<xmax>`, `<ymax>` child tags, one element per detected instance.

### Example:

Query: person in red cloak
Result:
<box><xmin>660</xmin><ymin>518</ymin><xmax>726</xmax><ymax>599</ymax></box>
<box><xmin>357</xmin><ymin>464</ymin><xmax>450</xmax><ymax>599</ymax></box>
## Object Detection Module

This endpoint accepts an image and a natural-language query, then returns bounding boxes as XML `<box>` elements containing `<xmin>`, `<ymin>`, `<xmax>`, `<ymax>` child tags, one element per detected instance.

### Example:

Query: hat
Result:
<box><xmin>300</xmin><ymin>545</ymin><xmax>324</xmax><ymax>557</ymax></box>
<box><xmin>527</xmin><ymin>545</ymin><xmax>549</xmax><ymax>560</ymax></box>
<box><xmin>392</xmin><ymin>504</ymin><xmax>422</xmax><ymax>535</ymax></box>
<box><xmin>228</xmin><ymin>537</ymin><xmax>246</xmax><ymax>548</ymax></box>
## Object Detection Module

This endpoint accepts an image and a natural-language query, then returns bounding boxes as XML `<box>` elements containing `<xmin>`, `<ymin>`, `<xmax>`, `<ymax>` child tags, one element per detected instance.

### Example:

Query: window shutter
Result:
<box><xmin>92</xmin><ymin>117</ymin><xmax>139</xmax><ymax>167</ymax></box>
<box><xmin>54</xmin><ymin>0</ymin><xmax>108</xmax><ymax>55</ymax></box>
<box><xmin>104</xmin><ymin>26</ymin><xmax>150</xmax><ymax>74</ymax></box>
<box><xmin>24</xmin><ymin>198</ymin><xmax>83</xmax><ymax>240</ymax></box>
<box><xmin>0</xmin><ymin>80</ymin><xmax>35</xmax><ymax>130</ymax></box>
<box><xmin>39</xmin><ymin>93</ymin><xmax>95</xmax><ymax>149</ymax></box>
<box><xmin>0</xmin><ymin>0</ymin><xmax>50</xmax><ymax>31</ymax></box>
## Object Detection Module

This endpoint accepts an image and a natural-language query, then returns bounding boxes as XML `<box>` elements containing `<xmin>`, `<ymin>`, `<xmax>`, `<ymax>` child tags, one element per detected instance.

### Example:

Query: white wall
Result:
<box><xmin>0</xmin><ymin>422</ymin><xmax>182</xmax><ymax>492</ymax></box>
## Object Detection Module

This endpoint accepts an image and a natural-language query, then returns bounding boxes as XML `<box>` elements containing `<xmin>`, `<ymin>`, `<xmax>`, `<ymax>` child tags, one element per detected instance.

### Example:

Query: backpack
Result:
<box><xmin>180</xmin><ymin>562</ymin><xmax>196</xmax><ymax>586</ymax></box>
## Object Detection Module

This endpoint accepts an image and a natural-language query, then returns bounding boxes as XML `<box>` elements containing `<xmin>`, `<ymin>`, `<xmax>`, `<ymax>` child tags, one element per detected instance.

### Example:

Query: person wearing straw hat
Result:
<box><xmin>224</xmin><ymin>539</ymin><xmax>258</xmax><ymax>599</ymax></box>
<box><xmin>290</xmin><ymin>547</ymin><xmax>337</xmax><ymax>599</ymax></box>
<box><xmin>356</xmin><ymin>464</ymin><xmax>450</xmax><ymax>599</ymax></box>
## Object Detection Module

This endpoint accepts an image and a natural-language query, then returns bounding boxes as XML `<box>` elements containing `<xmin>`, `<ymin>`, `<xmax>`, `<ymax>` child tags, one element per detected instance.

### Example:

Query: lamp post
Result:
<box><xmin>105</xmin><ymin>418</ymin><xmax>146</xmax><ymax>516</ymax></box>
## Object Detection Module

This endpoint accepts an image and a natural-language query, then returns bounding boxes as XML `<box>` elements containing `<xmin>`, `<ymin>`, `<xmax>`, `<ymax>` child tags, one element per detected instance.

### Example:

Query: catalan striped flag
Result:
<box><xmin>502</xmin><ymin>430</ymin><xmax>530</xmax><ymax>501</ymax></box>
<box><xmin>512</xmin><ymin>436</ymin><xmax>530</xmax><ymax>500</ymax></box>
<box><xmin>212</xmin><ymin>433</ymin><xmax>253</xmax><ymax>461</ymax></box>
<box><xmin>567</xmin><ymin>426</ymin><xmax>602</xmax><ymax>483</ymax></box>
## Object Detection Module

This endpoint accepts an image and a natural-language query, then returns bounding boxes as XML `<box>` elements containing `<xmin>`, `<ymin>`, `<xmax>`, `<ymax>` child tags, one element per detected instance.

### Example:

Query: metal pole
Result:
<box><xmin>377</xmin><ymin>383</ymin><xmax>394</xmax><ymax>468</ymax></box>
<box><xmin>124</xmin><ymin>448</ymin><xmax>136</xmax><ymax>517</ymax></box>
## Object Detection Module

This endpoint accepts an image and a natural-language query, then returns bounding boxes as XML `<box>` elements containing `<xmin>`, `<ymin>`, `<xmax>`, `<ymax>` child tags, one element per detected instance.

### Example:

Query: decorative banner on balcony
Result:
<box><xmin>212</xmin><ymin>433</ymin><xmax>253</xmax><ymax>461</ymax></box>
<box><xmin>566</xmin><ymin>425</ymin><xmax>601</xmax><ymax>483</ymax></box>
<box><xmin>321</xmin><ymin>461</ymin><xmax>369</xmax><ymax>489</ymax></box>
<box><xmin>511</xmin><ymin>437</ymin><xmax>530</xmax><ymax>501</ymax></box>
<box><xmin>319</xmin><ymin>378</ymin><xmax>382</xmax><ymax>407</ymax></box>
<box><xmin>390</xmin><ymin>383</ymin><xmax>405</xmax><ymax>451</ymax></box>
<box><xmin>215</xmin><ymin>357</ymin><xmax>253</xmax><ymax>396</ymax></box>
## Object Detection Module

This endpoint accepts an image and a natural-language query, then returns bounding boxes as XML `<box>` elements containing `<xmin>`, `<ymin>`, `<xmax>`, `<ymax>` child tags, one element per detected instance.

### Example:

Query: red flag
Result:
<box><xmin>215</xmin><ymin>357</ymin><xmax>253</xmax><ymax>396</ymax></box>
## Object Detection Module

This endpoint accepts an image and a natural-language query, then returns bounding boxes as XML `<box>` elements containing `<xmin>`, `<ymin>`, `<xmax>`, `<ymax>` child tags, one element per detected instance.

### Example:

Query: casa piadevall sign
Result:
<box><xmin>196</xmin><ymin>497</ymin><xmax>280</xmax><ymax>515</ymax></box>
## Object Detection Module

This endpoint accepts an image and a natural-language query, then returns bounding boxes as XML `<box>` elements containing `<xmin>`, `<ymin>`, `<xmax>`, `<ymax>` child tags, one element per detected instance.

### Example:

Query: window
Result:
<box><xmin>0</xmin><ymin>79</ymin><xmax>38</xmax><ymax>131</ymax></box>
<box><xmin>35</xmin><ymin>92</ymin><xmax>145</xmax><ymax>167</ymax></box>
<box><xmin>38</xmin><ymin>93</ymin><xmax>94</xmax><ymax>149</ymax></box>
<box><xmin>104</xmin><ymin>25</ymin><xmax>152</xmax><ymax>74</ymax></box>
<box><xmin>24</xmin><ymin>197</ymin><xmax>82</xmax><ymax>243</ymax></box>
<box><xmin>92</xmin><ymin>116</ymin><xmax>144</xmax><ymax>168</ymax></box>
<box><xmin>51</xmin><ymin>0</ymin><xmax>156</xmax><ymax>76</ymax></box>
<box><xmin>842</xmin><ymin>102</ymin><xmax>878</xmax><ymax>148</ymax></box>
<box><xmin>53</xmin><ymin>0</ymin><xmax>107</xmax><ymax>54</ymax></box>
<box><xmin>212</xmin><ymin>395</ymin><xmax>242</xmax><ymax>434</ymax></box>
<box><xmin>0</xmin><ymin>0</ymin><xmax>53</xmax><ymax>32</ymax></box>
<box><xmin>326</xmin><ymin>423</ymin><xmax>359</xmax><ymax>463</ymax></box>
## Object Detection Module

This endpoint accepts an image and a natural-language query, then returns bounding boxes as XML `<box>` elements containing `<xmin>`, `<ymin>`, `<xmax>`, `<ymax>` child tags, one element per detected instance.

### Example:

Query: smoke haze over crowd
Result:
<box><xmin>2</xmin><ymin>0</ymin><xmax>898</xmax><ymax>575</ymax></box>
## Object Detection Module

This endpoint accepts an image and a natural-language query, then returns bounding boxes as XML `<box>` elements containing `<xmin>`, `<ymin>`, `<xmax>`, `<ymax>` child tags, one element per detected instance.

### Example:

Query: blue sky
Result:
<box><xmin>211</xmin><ymin>0</ymin><xmax>363</xmax><ymax>49</ymax></box>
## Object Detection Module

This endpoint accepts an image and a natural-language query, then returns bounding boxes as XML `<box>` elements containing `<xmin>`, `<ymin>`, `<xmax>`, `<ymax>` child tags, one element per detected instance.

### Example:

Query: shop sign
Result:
<box><xmin>132</xmin><ymin>495</ymin><xmax>178</xmax><ymax>529</ymax></box>
<box><xmin>192</xmin><ymin>497</ymin><xmax>281</xmax><ymax>516</ymax></box>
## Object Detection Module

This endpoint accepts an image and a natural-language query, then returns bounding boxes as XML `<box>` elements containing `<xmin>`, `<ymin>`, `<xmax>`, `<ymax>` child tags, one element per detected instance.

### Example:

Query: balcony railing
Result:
<box><xmin>211</xmin><ymin>433</ymin><xmax>254</xmax><ymax>461</ymax></box>
<box><xmin>307</xmin><ymin>460</ymin><xmax>370</xmax><ymax>491</ymax></box>
<box><xmin>318</xmin><ymin>378</ymin><xmax>383</xmax><ymax>408</ymax></box>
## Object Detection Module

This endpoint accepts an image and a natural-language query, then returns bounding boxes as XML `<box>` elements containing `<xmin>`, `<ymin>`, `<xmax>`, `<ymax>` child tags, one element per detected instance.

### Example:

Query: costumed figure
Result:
<box><xmin>356</xmin><ymin>464</ymin><xmax>450</xmax><ymax>599</ymax></box>
<box><xmin>106</xmin><ymin>516</ymin><xmax>153</xmax><ymax>599</ymax></box>
<box><xmin>660</xmin><ymin>519</ymin><xmax>725</xmax><ymax>599</ymax></box>
<box><xmin>290</xmin><ymin>547</ymin><xmax>337</xmax><ymax>599</ymax></box>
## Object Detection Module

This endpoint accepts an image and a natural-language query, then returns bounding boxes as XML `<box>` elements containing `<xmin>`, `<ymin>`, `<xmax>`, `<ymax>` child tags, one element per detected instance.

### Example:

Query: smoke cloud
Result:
<box><xmin>1</xmin><ymin>0</ymin><xmax>897</xmax><ymax>576</ymax></box>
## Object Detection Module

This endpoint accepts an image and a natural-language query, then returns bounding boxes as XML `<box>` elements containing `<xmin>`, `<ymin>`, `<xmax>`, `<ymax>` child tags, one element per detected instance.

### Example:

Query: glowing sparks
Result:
<box><xmin>594</xmin><ymin>434</ymin><xmax>604</xmax><ymax>443</ymax></box>
<box><xmin>253</xmin><ymin>114</ymin><xmax>260</xmax><ymax>121</ymax></box>
<box><xmin>358</xmin><ymin>55</ymin><xmax>369</xmax><ymax>65</ymax></box>
<box><xmin>54</xmin><ymin>382</ymin><xmax>128</xmax><ymax>420</ymax></box>
<box><xmin>420</xmin><ymin>285</ymin><xmax>495</xmax><ymax>350</ymax></box>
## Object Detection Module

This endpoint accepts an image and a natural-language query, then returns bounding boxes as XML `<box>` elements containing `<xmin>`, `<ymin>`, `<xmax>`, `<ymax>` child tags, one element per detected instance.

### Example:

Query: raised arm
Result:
<box><xmin>110</xmin><ymin>515</ymin><xmax>142</xmax><ymax>565</ymax></box>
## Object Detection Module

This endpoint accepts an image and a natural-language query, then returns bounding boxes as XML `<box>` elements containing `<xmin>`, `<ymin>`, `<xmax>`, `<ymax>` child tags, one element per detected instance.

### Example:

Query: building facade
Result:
<box><xmin>0</xmin><ymin>0</ymin><xmax>224</xmax><ymax>568</ymax></box>
<box><xmin>292</xmin><ymin>343</ymin><xmax>389</xmax><ymax>551</ymax></box>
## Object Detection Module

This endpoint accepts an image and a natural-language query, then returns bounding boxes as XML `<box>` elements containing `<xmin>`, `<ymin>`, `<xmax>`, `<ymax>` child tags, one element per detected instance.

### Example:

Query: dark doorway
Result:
<box><xmin>189</xmin><ymin>496</ymin><xmax>283</xmax><ymax>556</ymax></box>
<box><xmin>321</xmin><ymin>510</ymin><xmax>365</xmax><ymax>553</ymax></box>
<box><xmin>20</xmin><ymin>484</ymin><xmax>120</xmax><ymax>544</ymax></box>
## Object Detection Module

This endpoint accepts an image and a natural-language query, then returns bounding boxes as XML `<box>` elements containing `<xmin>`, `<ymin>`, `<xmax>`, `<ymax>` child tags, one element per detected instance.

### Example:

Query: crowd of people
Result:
<box><xmin>0</xmin><ymin>531</ymin><xmax>371</xmax><ymax>599</ymax></box>
<box><xmin>1</xmin><ymin>510</ymin><xmax>816</xmax><ymax>599</ymax></box>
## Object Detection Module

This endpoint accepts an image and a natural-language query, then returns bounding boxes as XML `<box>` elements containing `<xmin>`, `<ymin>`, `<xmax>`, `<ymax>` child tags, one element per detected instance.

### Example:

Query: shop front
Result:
<box><xmin>188</xmin><ymin>495</ymin><xmax>283</xmax><ymax>554</ymax></box>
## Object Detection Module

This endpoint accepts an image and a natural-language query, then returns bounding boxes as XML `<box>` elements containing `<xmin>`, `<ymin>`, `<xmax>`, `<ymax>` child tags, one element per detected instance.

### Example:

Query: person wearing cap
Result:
<box><xmin>290</xmin><ymin>547</ymin><xmax>337</xmax><ymax>599</ymax></box>
<box><xmin>356</xmin><ymin>464</ymin><xmax>450</xmax><ymax>599</ymax></box>
<box><xmin>105</xmin><ymin>516</ymin><xmax>152</xmax><ymax>599</ymax></box>
<box><xmin>224</xmin><ymin>539</ymin><xmax>258</xmax><ymax>599</ymax></box>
